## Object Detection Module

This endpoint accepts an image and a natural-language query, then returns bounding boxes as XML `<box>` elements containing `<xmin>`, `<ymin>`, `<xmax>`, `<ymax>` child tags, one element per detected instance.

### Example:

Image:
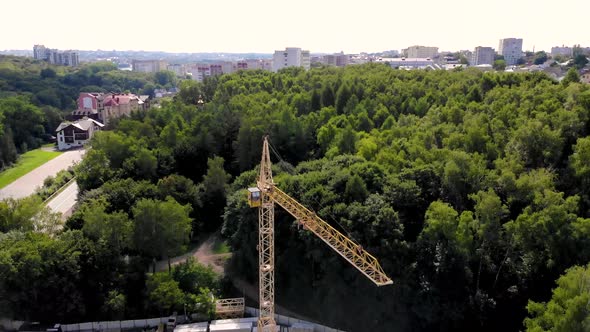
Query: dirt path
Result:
<box><xmin>155</xmin><ymin>233</ymin><xmax>231</xmax><ymax>274</ymax></box>
<box><xmin>156</xmin><ymin>232</ymin><xmax>314</xmax><ymax>322</ymax></box>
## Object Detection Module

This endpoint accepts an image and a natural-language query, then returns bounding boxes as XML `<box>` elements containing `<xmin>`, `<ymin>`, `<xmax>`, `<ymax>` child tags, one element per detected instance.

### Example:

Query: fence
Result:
<box><xmin>60</xmin><ymin>316</ymin><xmax>187</xmax><ymax>332</ymax></box>
<box><xmin>3</xmin><ymin>309</ymin><xmax>343</xmax><ymax>332</ymax></box>
<box><xmin>0</xmin><ymin>319</ymin><xmax>26</xmax><ymax>331</ymax></box>
<box><xmin>244</xmin><ymin>307</ymin><xmax>345</xmax><ymax>332</ymax></box>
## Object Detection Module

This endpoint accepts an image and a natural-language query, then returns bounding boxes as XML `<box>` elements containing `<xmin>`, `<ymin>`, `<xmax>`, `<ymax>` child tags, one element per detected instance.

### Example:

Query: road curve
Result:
<box><xmin>0</xmin><ymin>149</ymin><xmax>85</xmax><ymax>200</ymax></box>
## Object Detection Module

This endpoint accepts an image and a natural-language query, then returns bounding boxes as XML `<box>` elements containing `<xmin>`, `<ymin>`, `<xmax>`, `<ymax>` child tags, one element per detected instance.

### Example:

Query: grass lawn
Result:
<box><xmin>0</xmin><ymin>149</ymin><xmax>62</xmax><ymax>189</ymax></box>
<box><xmin>212</xmin><ymin>238</ymin><xmax>230</xmax><ymax>254</ymax></box>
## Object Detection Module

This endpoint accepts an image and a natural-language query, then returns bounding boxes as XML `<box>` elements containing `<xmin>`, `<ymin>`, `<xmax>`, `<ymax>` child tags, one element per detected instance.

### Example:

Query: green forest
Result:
<box><xmin>0</xmin><ymin>55</ymin><xmax>175</xmax><ymax>169</ymax></box>
<box><xmin>2</xmin><ymin>62</ymin><xmax>590</xmax><ymax>332</ymax></box>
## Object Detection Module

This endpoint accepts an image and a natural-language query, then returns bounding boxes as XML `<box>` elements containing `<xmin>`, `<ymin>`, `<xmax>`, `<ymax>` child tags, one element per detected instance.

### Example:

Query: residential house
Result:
<box><xmin>55</xmin><ymin>117</ymin><xmax>104</xmax><ymax>151</ymax></box>
<box><xmin>71</xmin><ymin>92</ymin><xmax>150</xmax><ymax>126</ymax></box>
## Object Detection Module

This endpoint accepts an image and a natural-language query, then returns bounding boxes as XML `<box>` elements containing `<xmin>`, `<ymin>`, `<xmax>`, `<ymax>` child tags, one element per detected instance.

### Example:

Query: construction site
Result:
<box><xmin>179</xmin><ymin>137</ymin><xmax>392</xmax><ymax>332</ymax></box>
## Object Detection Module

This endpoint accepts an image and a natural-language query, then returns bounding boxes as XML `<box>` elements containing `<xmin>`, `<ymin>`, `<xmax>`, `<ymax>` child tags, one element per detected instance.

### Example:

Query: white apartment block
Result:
<box><xmin>551</xmin><ymin>46</ymin><xmax>573</xmax><ymax>57</ymax></box>
<box><xmin>471</xmin><ymin>46</ymin><xmax>495</xmax><ymax>66</ymax></box>
<box><xmin>498</xmin><ymin>38</ymin><xmax>523</xmax><ymax>65</ymax></box>
<box><xmin>406</xmin><ymin>46</ymin><xmax>438</xmax><ymax>59</ymax></box>
<box><xmin>272</xmin><ymin>47</ymin><xmax>310</xmax><ymax>72</ymax></box>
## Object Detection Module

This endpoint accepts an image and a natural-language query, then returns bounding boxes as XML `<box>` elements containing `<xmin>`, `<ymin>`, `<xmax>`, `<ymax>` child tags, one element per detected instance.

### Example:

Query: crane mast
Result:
<box><xmin>249</xmin><ymin>136</ymin><xmax>393</xmax><ymax>332</ymax></box>
<box><xmin>256</xmin><ymin>137</ymin><xmax>277</xmax><ymax>331</ymax></box>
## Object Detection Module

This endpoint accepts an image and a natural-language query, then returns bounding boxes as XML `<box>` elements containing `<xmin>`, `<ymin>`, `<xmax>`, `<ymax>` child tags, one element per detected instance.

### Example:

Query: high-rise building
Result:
<box><xmin>58</xmin><ymin>51</ymin><xmax>79</xmax><ymax>66</ymax></box>
<box><xmin>272</xmin><ymin>47</ymin><xmax>310</xmax><ymax>72</ymax></box>
<box><xmin>406</xmin><ymin>45</ymin><xmax>438</xmax><ymax>59</ymax></box>
<box><xmin>471</xmin><ymin>46</ymin><xmax>495</xmax><ymax>66</ymax></box>
<box><xmin>498</xmin><ymin>38</ymin><xmax>523</xmax><ymax>65</ymax></box>
<box><xmin>33</xmin><ymin>45</ymin><xmax>48</xmax><ymax>60</ymax></box>
<box><xmin>33</xmin><ymin>45</ymin><xmax>79</xmax><ymax>66</ymax></box>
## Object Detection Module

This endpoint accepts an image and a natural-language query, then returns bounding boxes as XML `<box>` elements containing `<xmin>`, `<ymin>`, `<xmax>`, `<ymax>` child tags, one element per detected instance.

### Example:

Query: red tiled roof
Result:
<box><xmin>104</xmin><ymin>99</ymin><xmax>118</xmax><ymax>106</ymax></box>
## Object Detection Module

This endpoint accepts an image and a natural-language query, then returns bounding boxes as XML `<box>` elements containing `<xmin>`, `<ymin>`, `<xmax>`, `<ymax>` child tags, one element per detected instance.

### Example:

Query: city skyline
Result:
<box><xmin>1</xmin><ymin>0</ymin><xmax>588</xmax><ymax>54</ymax></box>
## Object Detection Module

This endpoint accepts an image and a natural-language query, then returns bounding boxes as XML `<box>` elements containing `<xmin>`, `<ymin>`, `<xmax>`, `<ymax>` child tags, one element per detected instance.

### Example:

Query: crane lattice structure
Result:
<box><xmin>247</xmin><ymin>137</ymin><xmax>393</xmax><ymax>332</ymax></box>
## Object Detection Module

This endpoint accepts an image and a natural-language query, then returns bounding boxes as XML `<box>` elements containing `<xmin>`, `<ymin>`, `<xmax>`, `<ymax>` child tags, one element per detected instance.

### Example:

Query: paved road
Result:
<box><xmin>0</xmin><ymin>149</ymin><xmax>85</xmax><ymax>200</ymax></box>
<box><xmin>46</xmin><ymin>181</ymin><xmax>79</xmax><ymax>218</ymax></box>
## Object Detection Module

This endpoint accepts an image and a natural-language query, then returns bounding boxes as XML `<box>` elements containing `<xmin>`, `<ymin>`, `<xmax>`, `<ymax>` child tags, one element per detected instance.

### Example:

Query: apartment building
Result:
<box><xmin>132</xmin><ymin>59</ymin><xmax>168</xmax><ymax>73</ymax></box>
<box><xmin>405</xmin><ymin>46</ymin><xmax>438</xmax><ymax>59</ymax></box>
<box><xmin>323</xmin><ymin>52</ymin><xmax>350</xmax><ymax>67</ymax></box>
<box><xmin>33</xmin><ymin>45</ymin><xmax>79</xmax><ymax>66</ymax></box>
<box><xmin>272</xmin><ymin>47</ymin><xmax>311</xmax><ymax>72</ymax></box>
<box><xmin>471</xmin><ymin>46</ymin><xmax>495</xmax><ymax>66</ymax></box>
<box><xmin>167</xmin><ymin>64</ymin><xmax>187</xmax><ymax>77</ymax></box>
<box><xmin>551</xmin><ymin>46</ymin><xmax>573</xmax><ymax>57</ymax></box>
<box><xmin>498</xmin><ymin>38</ymin><xmax>523</xmax><ymax>65</ymax></box>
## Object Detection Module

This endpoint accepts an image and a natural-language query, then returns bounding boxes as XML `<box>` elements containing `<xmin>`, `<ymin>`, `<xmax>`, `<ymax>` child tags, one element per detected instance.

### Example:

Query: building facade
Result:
<box><xmin>380</xmin><ymin>58</ymin><xmax>434</xmax><ymax>69</ymax></box>
<box><xmin>167</xmin><ymin>64</ymin><xmax>187</xmax><ymax>77</ymax></box>
<box><xmin>498</xmin><ymin>38</ymin><xmax>523</xmax><ymax>65</ymax></box>
<box><xmin>33</xmin><ymin>45</ymin><xmax>47</xmax><ymax>60</ymax></box>
<box><xmin>272</xmin><ymin>47</ymin><xmax>310</xmax><ymax>72</ymax></box>
<box><xmin>551</xmin><ymin>46</ymin><xmax>573</xmax><ymax>57</ymax></box>
<box><xmin>72</xmin><ymin>92</ymin><xmax>149</xmax><ymax>126</ymax></box>
<box><xmin>323</xmin><ymin>52</ymin><xmax>350</xmax><ymax>67</ymax></box>
<box><xmin>33</xmin><ymin>45</ymin><xmax>79</xmax><ymax>66</ymax></box>
<box><xmin>55</xmin><ymin>118</ymin><xmax>104</xmax><ymax>151</ymax></box>
<box><xmin>471</xmin><ymin>46</ymin><xmax>495</xmax><ymax>66</ymax></box>
<box><xmin>132</xmin><ymin>59</ymin><xmax>168</xmax><ymax>73</ymax></box>
<box><xmin>406</xmin><ymin>46</ymin><xmax>438</xmax><ymax>59</ymax></box>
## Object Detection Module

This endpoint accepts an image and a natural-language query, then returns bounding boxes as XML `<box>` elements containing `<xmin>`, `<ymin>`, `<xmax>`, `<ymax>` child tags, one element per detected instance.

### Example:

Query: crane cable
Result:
<box><xmin>266</xmin><ymin>138</ymin><xmax>361</xmax><ymax>244</ymax></box>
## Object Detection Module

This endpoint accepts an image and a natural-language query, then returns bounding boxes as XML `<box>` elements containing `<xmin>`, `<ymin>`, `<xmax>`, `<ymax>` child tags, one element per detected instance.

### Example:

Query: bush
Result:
<box><xmin>36</xmin><ymin>168</ymin><xmax>75</xmax><ymax>201</ymax></box>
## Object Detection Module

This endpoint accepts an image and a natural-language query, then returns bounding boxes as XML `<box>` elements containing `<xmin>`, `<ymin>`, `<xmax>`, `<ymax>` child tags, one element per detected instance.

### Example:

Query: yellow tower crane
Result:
<box><xmin>247</xmin><ymin>136</ymin><xmax>393</xmax><ymax>332</ymax></box>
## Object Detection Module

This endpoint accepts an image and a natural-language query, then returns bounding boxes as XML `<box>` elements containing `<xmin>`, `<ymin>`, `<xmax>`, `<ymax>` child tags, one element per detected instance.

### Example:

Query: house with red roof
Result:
<box><xmin>72</xmin><ymin>92</ymin><xmax>150</xmax><ymax>125</ymax></box>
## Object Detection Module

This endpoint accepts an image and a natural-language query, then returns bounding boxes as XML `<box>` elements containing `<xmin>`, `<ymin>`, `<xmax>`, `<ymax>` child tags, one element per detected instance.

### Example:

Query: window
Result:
<box><xmin>75</xmin><ymin>132</ymin><xmax>88</xmax><ymax>140</ymax></box>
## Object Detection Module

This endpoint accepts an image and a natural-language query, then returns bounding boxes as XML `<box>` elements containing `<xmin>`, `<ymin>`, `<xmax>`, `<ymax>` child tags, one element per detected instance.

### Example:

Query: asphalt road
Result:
<box><xmin>46</xmin><ymin>181</ymin><xmax>79</xmax><ymax>217</ymax></box>
<box><xmin>0</xmin><ymin>149</ymin><xmax>85</xmax><ymax>200</ymax></box>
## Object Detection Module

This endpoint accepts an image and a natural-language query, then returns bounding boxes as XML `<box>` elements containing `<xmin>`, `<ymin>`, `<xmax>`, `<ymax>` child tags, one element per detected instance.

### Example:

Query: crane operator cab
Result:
<box><xmin>248</xmin><ymin>187</ymin><xmax>261</xmax><ymax>207</ymax></box>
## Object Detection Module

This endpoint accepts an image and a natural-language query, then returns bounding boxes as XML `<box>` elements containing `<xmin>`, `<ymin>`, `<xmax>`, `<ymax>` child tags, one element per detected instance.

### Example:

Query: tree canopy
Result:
<box><xmin>3</xmin><ymin>62</ymin><xmax>590</xmax><ymax>331</ymax></box>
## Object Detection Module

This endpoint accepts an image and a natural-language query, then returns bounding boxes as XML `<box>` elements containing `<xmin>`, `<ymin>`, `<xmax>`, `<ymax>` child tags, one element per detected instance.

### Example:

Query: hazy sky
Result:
<box><xmin>2</xmin><ymin>0</ymin><xmax>588</xmax><ymax>53</ymax></box>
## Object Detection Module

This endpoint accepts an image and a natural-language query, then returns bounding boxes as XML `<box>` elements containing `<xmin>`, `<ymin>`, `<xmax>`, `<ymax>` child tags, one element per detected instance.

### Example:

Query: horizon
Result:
<box><xmin>2</xmin><ymin>0</ymin><xmax>589</xmax><ymax>54</ymax></box>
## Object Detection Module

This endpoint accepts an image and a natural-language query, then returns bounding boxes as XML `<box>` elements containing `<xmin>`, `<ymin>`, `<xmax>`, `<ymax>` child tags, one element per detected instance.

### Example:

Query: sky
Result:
<box><xmin>2</xmin><ymin>0</ymin><xmax>588</xmax><ymax>54</ymax></box>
